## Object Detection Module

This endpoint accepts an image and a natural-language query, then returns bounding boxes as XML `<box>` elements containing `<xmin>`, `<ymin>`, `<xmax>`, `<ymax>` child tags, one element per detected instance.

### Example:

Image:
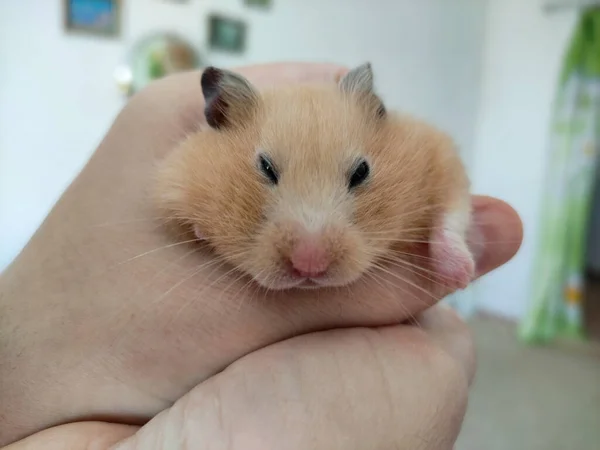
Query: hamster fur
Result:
<box><xmin>155</xmin><ymin>63</ymin><xmax>474</xmax><ymax>291</ymax></box>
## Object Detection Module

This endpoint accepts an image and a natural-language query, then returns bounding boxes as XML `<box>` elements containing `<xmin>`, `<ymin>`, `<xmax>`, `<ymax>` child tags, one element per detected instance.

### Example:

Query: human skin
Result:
<box><xmin>4</xmin><ymin>304</ymin><xmax>477</xmax><ymax>450</ymax></box>
<box><xmin>0</xmin><ymin>62</ymin><xmax>523</xmax><ymax>449</ymax></box>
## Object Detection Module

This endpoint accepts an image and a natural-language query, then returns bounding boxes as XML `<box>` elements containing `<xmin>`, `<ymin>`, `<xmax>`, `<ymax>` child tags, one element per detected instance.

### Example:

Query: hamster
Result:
<box><xmin>155</xmin><ymin>63</ymin><xmax>474</xmax><ymax>292</ymax></box>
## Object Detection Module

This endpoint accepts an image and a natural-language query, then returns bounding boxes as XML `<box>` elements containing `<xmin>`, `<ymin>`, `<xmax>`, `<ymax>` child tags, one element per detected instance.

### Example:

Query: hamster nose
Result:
<box><xmin>289</xmin><ymin>240</ymin><xmax>331</xmax><ymax>278</ymax></box>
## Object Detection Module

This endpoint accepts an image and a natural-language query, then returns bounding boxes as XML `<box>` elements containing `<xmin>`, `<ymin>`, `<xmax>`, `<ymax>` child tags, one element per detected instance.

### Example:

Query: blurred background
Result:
<box><xmin>0</xmin><ymin>0</ymin><xmax>599</xmax><ymax>448</ymax></box>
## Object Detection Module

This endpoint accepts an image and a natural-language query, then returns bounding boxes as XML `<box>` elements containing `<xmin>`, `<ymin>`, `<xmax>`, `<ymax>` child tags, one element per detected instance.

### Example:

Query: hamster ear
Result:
<box><xmin>338</xmin><ymin>62</ymin><xmax>386</xmax><ymax>119</ymax></box>
<box><xmin>201</xmin><ymin>66</ymin><xmax>260</xmax><ymax>129</ymax></box>
<box><xmin>339</xmin><ymin>62</ymin><xmax>374</xmax><ymax>93</ymax></box>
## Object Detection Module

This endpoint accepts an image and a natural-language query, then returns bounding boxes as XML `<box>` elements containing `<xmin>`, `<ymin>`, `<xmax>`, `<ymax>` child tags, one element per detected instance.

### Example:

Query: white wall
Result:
<box><xmin>0</xmin><ymin>0</ymin><xmax>210</xmax><ymax>270</ymax></box>
<box><xmin>218</xmin><ymin>0</ymin><xmax>487</xmax><ymax>171</ymax></box>
<box><xmin>0</xmin><ymin>0</ymin><xmax>487</xmax><ymax>271</ymax></box>
<box><xmin>471</xmin><ymin>0</ymin><xmax>578</xmax><ymax>319</ymax></box>
<box><xmin>0</xmin><ymin>2</ymin><xmax>120</xmax><ymax>270</ymax></box>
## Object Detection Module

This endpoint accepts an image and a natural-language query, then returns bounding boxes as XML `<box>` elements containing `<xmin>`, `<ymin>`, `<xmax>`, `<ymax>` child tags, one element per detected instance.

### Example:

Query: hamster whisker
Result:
<box><xmin>188</xmin><ymin>213</ymin><xmax>261</xmax><ymax>226</ymax></box>
<box><xmin>378</xmin><ymin>203</ymin><xmax>437</xmax><ymax>218</ymax></box>
<box><xmin>108</xmin><ymin>238</ymin><xmax>201</xmax><ymax>270</ymax></box>
<box><xmin>387</xmin><ymin>238</ymin><xmax>445</xmax><ymax>245</ymax></box>
<box><xmin>392</xmin><ymin>237</ymin><xmax>524</xmax><ymax>246</ymax></box>
<box><xmin>168</xmin><ymin>261</ymin><xmax>243</xmax><ymax>327</ymax></box>
<box><xmin>362</xmin><ymin>269</ymin><xmax>422</xmax><ymax>329</ymax></box>
<box><xmin>260</xmin><ymin>275</ymin><xmax>276</xmax><ymax>307</ymax></box>
<box><xmin>374</xmin><ymin>255</ymin><xmax>459</xmax><ymax>287</ymax></box>
<box><xmin>239</xmin><ymin>270</ymin><xmax>273</xmax><ymax>309</ymax></box>
<box><xmin>361</xmin><ymin>218</ymin><xmax>523</xmax><ymax>239</ymax></box>
<box><xmin>376</xmin><ymin>251</ymin><xmax>460</xmax><ymax>279</ymax></box>
<box><xmin>233</xmin><ymin>271</ymin><xmax>266</xmax><ymax>313</ymax></box>
<box><xmin>153</xmin><ymin>259</ymin><xmax>229</xmax><ymax>314</ymax></box>
<box><xmin>361</xmin><ymin>269</ymin><xmax>416</xmax><ymax>317</ymax></box>
<box><xmin>359</xmin><ymin>229</ymin><xmax>420</xmax><ymax>236</ymax></box>
<box><xmin>369</xmin><ymin>259</ymin><xmax>439</xmax><ymax>295</ymax></box>
<box><xmin>359</xmin><ymin>232</ymin><xmax>408</xmax><ymax>239</ymax></box>
<box><xmin>98</xmin><ymin>246</ymin><xmax>201</xmax><ymax>347</ymax></box>
<box><xmin>252</xmin><ymin>274</ymin><xmax>271</xmax><ymax>307</ymax></box>
<box><xmin>212</xmin><ymin>248</ymin><xmax>252</xmax><ymax>259</ymax></box>
<box><xmin>152</xmin><ymin>256</ymin><xmax>229</xmax><ymax>308</ymax></box>
<box><xmin>381</xmin><ymin>249</ymin><xmax>447</xmax><ymax>265</ymax></box>
<box><xmin>131</xmin><ymin>246</ymin><xmax>200</xmax><ymax>298</ymax></box>
<box><xmin>358</xmin><ymin>228</ymin><xmax>436</xmax><ymax>238</ymax></box>
<box><xmin>109</xmin><ymin>252</ymin><xmax>227</xmax><ymax>352</ymax></box>
<box><xmin>368</xmin><ymin>263</ymin><xmax>438</xmax><ymax>303</ymax></box>
<box><xmin>364</xmin><ymin>237</ymin><xmax>420</xmax><ymax>243</ymax></box>
<box><xmin>90</xmin><ymin>214</ymin><xmax>218</xmax><ymax>229</ymax></box>
<box><xmin>85</xmin><ymin>239</ymin><xmax>204</xmax><ymax>310</ymax></box>
<box><xmin>90</xmin><ymin>217</ymin><xmax>169</xmax><ymax>228</ymax></box>
<box><xmin>368</xmin><ymin>233</ymin><xmax>522</xmax><ymax>247</ymax></box>
<box><xmin>215</xmin><ymin>267</ymin><xmax>252</xmax><ymax>305</ymax></box>
<box><xmin>254</xmin><ymin>273</ymin><xmax>279</xmax><ymax>294</ymax></box>
<box><xmin>360</xmin><ymin>215</ymin><xmax>523</xmax><ymax>236</ymax></box>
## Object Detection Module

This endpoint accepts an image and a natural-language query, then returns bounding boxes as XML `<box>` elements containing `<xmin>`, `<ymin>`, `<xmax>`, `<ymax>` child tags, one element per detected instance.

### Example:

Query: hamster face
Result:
<box><xmin>156</xmin><ymin>65</ymin><xmax>467</xmax><ymax>291</ymax></box>
<box><xmin>241</xmin><ymin>89</ymin><xmax>383</xmax><ymax>289</ymax></box>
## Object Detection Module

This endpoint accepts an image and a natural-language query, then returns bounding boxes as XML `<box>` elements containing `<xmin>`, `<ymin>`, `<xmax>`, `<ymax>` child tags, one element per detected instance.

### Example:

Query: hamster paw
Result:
<box><xmin>430</xmin><ymin>226</ymin><xmax>475</xmax><ymax>291</ymax></box>
<box><xmin>193</xmin><ymin>224</ymin><xmax>207</xmax><ymax>241</ymax></box>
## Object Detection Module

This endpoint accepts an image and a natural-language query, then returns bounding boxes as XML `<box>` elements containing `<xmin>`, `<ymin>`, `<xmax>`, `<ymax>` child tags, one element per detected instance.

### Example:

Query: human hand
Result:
<box><xmin>0</xmin><ymin>62</ymin><xmax>522</xmax><ymax>446</ymax></box>
<box><xmin>5</xmin><ymin>304</ymin><xmax>475</xmax><ymax>450</ymax></box>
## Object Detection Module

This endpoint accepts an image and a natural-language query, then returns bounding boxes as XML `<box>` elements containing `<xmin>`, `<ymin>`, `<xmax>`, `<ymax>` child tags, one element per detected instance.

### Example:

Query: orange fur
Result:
<box><xmin>154</xmin><ymin>80</ymin><xmax>471</xmax><ymax>290</ymax></box>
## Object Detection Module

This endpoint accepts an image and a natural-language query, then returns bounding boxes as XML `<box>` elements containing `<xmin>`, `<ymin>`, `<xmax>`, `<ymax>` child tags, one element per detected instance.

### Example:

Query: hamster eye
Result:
<box><xmin>258</xmin><ymin>154</ymin><xmax>279</xmax><ymax>185</ymax></box>
<box><xmin>348</xmin><ymin>159</ymin><xmax>370</xmax><ymax>190</ymax></box>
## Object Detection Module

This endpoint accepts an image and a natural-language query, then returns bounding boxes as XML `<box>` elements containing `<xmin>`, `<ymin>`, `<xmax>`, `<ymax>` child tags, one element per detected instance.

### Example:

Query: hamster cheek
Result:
<box><xmin>429</xmin><ymin>207</ymin><xmax>475</xmax><ymax>291</ymax></box>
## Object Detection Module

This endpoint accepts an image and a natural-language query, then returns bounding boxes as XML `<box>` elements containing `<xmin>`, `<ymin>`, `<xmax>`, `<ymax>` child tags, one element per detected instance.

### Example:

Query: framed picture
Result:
<box><xmin>244</xmin><ymin>0</ymin><xmax>272</xmax><ymax>10</ymax></box>
<box><xmin>207</xmin><ymin>14</ymin><xmax>247</xmax><ymax>53</ymax></box>
<box><xmin>63</xmin><ymin>0</ymin><xmax>121</xmax><ymax>37</ymax></box>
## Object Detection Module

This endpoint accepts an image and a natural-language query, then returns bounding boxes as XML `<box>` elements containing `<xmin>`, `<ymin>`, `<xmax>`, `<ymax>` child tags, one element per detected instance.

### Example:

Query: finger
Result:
<box><xmin>114</xmin><ymin>325</ymin><xmax>470</xmax><ymax>450</ymax></box>
<box><xmin>2</xmin><ymin>422</ymin><xmax>137</xmax><ymax>450</ymax></box>
<box><xmin>411</xmin><ymin>303</ymin><xmax>476</xmax><ymax>385</ymax></box>
<box><xmin>469</xmin><ymin>195</ymin><xmax>523</xmax><ymax>277</ymax></box>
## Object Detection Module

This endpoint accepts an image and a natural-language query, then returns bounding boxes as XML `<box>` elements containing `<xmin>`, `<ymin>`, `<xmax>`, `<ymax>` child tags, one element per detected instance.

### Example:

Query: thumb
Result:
<box><xmin>2</xmin><ymin>422</ymin><xmax>138</xmax><ymax>450</ymax></box>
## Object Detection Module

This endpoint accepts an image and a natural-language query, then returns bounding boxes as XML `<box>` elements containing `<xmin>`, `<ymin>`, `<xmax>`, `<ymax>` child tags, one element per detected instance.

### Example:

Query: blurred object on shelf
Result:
<box><xmin>113</xmin><ymin>64</ymin><xmax>133</xmax><ymax>96</ymax></box>
<box><xmin>115</xmin><ymin>32</ymin><xmax>204</xmax><ymax>96</ymax></box>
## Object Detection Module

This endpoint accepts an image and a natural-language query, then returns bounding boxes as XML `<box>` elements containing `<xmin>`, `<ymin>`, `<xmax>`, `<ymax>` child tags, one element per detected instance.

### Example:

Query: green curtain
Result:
<box><xmin>519</xmin><ymin>9</ymin><xmax>600</xmax><ymax>344</ymax></box>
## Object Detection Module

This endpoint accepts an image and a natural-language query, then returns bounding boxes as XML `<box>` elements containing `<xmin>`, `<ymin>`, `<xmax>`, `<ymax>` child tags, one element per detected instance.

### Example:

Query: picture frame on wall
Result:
<box><xmin>207</xmin><ymin>14</ymin><xmax>247</xmax><ymax>54</ymax></box>
<box><xmin>63</xmin><ymin>0</ymin><xmax>121</xmax><ymax>38</ymax></box>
